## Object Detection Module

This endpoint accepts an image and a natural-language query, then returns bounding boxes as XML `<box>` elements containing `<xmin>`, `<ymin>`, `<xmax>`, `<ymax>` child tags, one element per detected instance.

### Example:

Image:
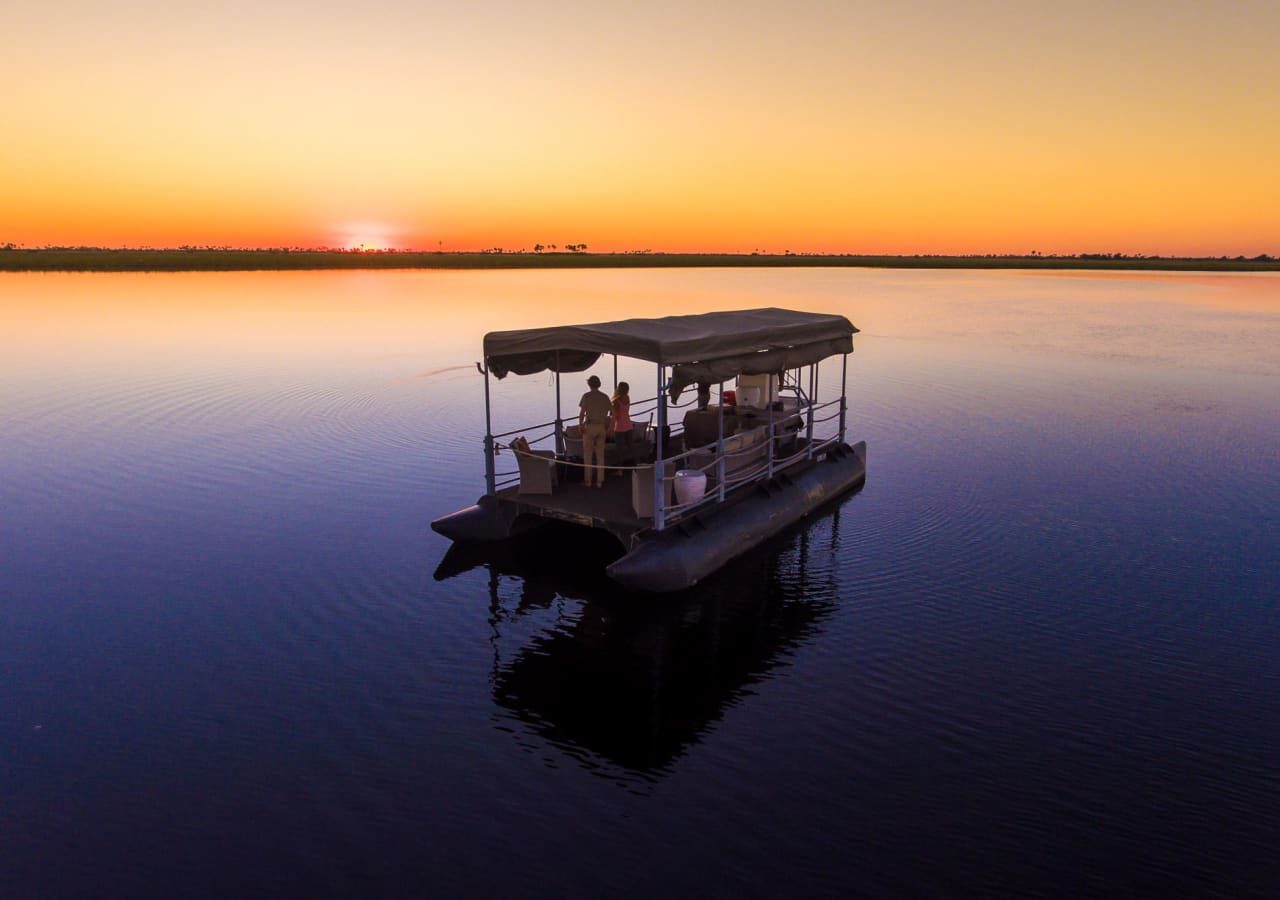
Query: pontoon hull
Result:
<box><xmin>430</xmin><ymin>494</ymin><xmax>523</xmax><ymax>543</ymax></box>
<box><xmin>433</xmin><ymin>441</ymin><xmax>867</xmax><ymax>593</ymax></box>
<box><xmin>606</xmin><ymin>441</ymin><xmax>866</xmax><ymax>592</ymax></box>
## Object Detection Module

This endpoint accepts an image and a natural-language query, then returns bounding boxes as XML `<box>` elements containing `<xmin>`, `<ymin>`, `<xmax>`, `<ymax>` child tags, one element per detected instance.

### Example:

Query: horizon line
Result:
<box><xmin>3</xmin><ymin>245</ymin><xmax>1276</xmax><ymax>261</ymax></box>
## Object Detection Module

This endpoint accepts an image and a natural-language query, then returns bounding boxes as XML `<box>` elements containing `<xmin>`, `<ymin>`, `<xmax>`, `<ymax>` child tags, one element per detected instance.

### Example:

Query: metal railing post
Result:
<box><xmin>554</xmin><ymin>353</ymin><xmax>564</xmax><ymax>455</ymax></box>
<box><xmin>839</xmin><ymin>352</ymin><xmax>848</xmax><ymax>443</ymax></box>
<box><xmin>654</xmin><ymin>364</ymin><xmax>667</xmax><ymax>531</ymax></box>
<box><xmin>766</xmin><ymin>408</ymin><xmax>775</xmax><ymax>479</ymax></box>
<box><xmin>716</xmin><ymin>381</ymin><xmax>726</xmax><ymax>502</ymax></box>
<box><xmin>480</xmin><ymin>361</ymin><xmax>496</xmax><ymax>495</ymax></box>
<box><xmin>805</xmin><ymin>364</ymin><xmax>816</xmax><ymax>459</ymax></box>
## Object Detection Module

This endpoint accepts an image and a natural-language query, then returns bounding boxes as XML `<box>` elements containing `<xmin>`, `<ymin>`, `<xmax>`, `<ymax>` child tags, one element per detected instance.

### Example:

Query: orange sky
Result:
<box><xmin>3</xmin><ymin>1</ymin><xmax>1277</xmax><ymax>256</ymax></box>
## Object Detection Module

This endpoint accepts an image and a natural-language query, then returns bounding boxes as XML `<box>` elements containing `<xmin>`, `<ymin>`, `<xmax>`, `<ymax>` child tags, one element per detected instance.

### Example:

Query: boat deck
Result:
<box><xmin>494</xmin><ymin>440</ymin><xmax>825</xmax><ymax>549</ymax></box>
<box><xmin>495</xmin><ymin>474</ymin><xmax>649</xmax><ymax>544</ymax></box>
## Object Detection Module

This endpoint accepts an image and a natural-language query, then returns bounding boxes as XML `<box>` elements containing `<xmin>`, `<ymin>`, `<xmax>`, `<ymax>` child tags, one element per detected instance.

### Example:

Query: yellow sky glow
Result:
<box><xmin>2</xmin><ymin>1</ymin><xmax>1277</xmax><ymax>255</ymax></box>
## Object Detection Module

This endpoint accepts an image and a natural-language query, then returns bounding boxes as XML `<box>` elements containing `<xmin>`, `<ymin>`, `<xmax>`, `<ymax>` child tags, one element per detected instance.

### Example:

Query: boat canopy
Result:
<box><xmin>484</xmin><ymin>307</ymin><xmax>857</xmax><ymax>399</ymax></box>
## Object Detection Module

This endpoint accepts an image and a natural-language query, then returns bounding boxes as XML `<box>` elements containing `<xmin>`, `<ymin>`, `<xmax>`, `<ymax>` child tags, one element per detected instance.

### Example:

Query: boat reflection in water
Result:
<box><xmin>434</xmin><ymin>490</ymin><xmax>860</xmax><ymax>776</ymax></box>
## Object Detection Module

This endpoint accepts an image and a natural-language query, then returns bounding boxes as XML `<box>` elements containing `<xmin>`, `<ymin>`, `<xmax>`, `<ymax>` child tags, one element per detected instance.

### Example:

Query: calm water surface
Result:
<box><xmin>2</xmin><ymin>268</ymin><xmax>1278</xmax><ymax>897</ymax></box>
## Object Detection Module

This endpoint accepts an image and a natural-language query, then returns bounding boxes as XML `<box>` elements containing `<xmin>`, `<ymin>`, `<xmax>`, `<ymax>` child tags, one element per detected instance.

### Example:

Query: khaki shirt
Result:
<box><xmin>579</xmin><ymin>389</ymin><xmax>612</xmax><ymax>426</ymax></box>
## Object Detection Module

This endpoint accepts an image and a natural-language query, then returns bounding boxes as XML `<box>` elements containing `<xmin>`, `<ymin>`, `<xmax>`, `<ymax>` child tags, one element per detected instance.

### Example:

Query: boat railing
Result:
<box><xmin>492</xmin><ymin>396</ymin><xmax>690</xmax><ymax>444</ymax></box>
<box><xmin>492</xmin><ymin>418</ymin><xmax>558</xmax><ymax>441</ymax></box>
<box><xmin>654</xmin><ymin>395</ymin><xmax>844</xmax><ymax>524</ymax></box>
<box><xmin>491</xmin><ymin>419</ymin><xmax>560</xmax><ymax>491</ymax></box>
<box><xmin>628</xmin><ymin>392</ymin><xmax>695</xmax><ymax>436</ymax></box>
<box><xmin>487</xmin><ymin>392</ymin><xmax>845</xmax><ymax>525</ymax></box>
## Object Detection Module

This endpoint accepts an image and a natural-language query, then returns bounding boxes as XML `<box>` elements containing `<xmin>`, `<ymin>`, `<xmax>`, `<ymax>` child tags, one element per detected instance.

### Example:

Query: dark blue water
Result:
<box><xmin>3</xmin><ymin>269</ymin><xmax>1278</xmax><ymax>897</ymax></box>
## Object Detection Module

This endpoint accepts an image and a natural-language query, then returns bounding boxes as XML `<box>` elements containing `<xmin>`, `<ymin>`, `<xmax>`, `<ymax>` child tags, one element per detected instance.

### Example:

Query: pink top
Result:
<box><xmin>611</xmin><ymin>396</ymin><xmax>632</xmax><ymax>432</ymax></box>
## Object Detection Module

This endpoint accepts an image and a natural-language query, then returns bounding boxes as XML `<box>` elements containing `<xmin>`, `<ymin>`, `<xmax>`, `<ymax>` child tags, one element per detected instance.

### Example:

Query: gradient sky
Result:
<box><xmin>3</xmin><ymin>0</ymin><xmax>1277</xmax><ymax>255</ymax></box>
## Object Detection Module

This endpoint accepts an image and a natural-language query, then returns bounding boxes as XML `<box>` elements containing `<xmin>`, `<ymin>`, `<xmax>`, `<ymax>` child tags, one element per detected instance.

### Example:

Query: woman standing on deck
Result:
<box><xmin>578</xmin><ymin>375</ymin><xmax>612</xmax><ymax>488</ymax></box>
<box><xmin>610</xmin><ymin>381</ymin><xmax>634</xmax><ymax>473</ymax></box>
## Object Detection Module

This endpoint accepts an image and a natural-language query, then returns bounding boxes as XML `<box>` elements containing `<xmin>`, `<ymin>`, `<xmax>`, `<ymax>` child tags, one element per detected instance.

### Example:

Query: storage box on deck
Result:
<box><xmin>735</xmin><ymin>373</ymin><xmax>779</xmax><ymax>407</ymax></box>
<box><xmin>631</xmin><ymin>462</ymin><xmax>676</xmax><ymax>519</ymax></box>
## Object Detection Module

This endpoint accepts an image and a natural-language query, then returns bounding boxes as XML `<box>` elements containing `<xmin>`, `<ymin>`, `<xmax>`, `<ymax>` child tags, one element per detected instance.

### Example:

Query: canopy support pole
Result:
<box><xmin>654</xmin><ymin>364</ymin><xmax>667</xmax><ymax>531</ymax></box>
<box><xmin>480</xmin><ymin>361</ymin><xmax>496</xmax><ymax>496</ymax></box>
<box><xmin>612</xmin><ymin>354</ymin><xmax>618</xmax><ymax>390</ymax></box>
<box><xmin>806</xmin><ymin>363</ymin><xmax>816</xmax><ymax>459</ymax></box>
<box><xmin>554</xmin><ymin>352</ymin><xmax>564</xmax><ymax>456</ymax></box>
<box><xmin>766</xmin><ymin>401</ymin><xmax>776</xmax><ymax>479</ymax></box>
<box><xmin>716</xmin><ymin>381</ymin><xmax>726</xmax><ymax>502</ymax></box>
<box><xmin>839</xmin><ymin>352</ymin><xmax>848</xmax><ymax>443</ymax></box>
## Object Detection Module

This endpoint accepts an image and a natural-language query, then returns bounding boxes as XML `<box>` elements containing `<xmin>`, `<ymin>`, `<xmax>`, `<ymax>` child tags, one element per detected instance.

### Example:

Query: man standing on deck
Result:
<box><xmin>578</xmin><ymin>375</ymin><xmax>612</xmax><ymax>488</ymax></box>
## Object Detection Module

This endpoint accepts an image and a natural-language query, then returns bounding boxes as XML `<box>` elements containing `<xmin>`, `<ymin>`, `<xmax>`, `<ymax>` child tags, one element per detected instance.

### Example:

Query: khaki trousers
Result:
<box><xmin>582</xmin><ymin>423</ymin><xmax>608</xmax><ymax>485</ymax></box>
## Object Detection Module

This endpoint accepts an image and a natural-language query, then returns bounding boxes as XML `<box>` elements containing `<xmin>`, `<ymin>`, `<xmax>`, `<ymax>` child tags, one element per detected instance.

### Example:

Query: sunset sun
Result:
<box><xmin>338</xmin><ymin>224</ymin><xmax>398</xmax><ymax>251</ymax></box>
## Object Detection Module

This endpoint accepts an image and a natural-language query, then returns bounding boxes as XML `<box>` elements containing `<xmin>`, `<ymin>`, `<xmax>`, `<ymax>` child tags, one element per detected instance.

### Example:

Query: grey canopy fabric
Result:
<box><xmin>484</xmin><ymin>308</ymin><xmax>857</xmax><ymax>398</ymax></box>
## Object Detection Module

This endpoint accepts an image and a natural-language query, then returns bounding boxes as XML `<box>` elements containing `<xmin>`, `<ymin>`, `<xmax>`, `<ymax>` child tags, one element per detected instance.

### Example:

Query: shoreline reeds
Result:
<box><xmin>2</xmin><ymin>248</ymin><xmax>1277</xmax><ymax>273</ymax></box>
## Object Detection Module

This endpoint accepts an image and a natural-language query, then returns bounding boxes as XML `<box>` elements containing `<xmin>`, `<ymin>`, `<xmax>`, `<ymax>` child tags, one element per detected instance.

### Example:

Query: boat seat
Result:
<box><xmin>721</xmin><ymin>425</ymin><xmax>769</xmax><ymax>481</ymax></box>
<box><xmin>682</xmin><ymin>406</ymin><xmax>739</xmax><ymax>448</ymax></box>
<box><xmin>563</xmin><ymin>424</ymin><xmax>584</xmax><ymax>459</ymax></box>
<box><xmin>511</xmin><ymin>436</ymin><xmax>557</xmax><ymax>495</ymax></box>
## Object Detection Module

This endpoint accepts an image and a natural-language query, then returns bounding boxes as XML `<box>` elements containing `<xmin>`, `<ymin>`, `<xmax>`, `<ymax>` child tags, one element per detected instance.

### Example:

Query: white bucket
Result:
<box><xmin>673</xmin><ymin>469</ymin><xmax>707</xmax><ymax>506</ymax></box>
<box><xmin>737</xmin><ymin>385</ymin><xmax>762</xmax><ymax>407</ymax></box>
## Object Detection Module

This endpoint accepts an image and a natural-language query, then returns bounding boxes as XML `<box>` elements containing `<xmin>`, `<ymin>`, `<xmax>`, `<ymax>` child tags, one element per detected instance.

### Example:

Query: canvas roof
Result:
<box><xmin>484</xmin><ymin>307</ymin><xmax>857</xmax><ymax>397</ymax></box>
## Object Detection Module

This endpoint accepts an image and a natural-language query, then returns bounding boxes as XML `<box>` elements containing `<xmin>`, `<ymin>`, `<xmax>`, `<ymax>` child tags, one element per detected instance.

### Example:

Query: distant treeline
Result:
<box><xmin>2</xmin><ymin>247</ymin><xmax>1278</xmax><ymax>273</ymax></box>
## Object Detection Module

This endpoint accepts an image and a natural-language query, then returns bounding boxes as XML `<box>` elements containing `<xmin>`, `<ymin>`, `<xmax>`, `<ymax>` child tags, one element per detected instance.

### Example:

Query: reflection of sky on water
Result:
<box><xmin>1</xmin><ymin>268</ymin><xmax>1277</xmax><ymax>896</ymax></box>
